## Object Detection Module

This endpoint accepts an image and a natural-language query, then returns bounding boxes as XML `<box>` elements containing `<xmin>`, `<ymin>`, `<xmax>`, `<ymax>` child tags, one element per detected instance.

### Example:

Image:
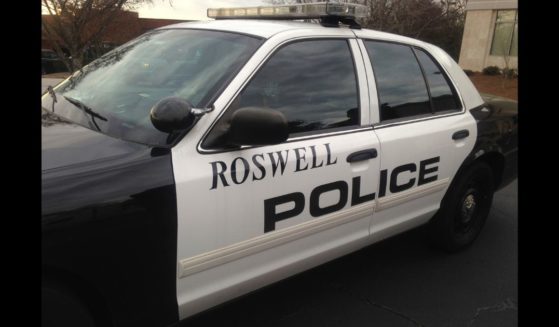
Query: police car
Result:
<box><xmin>41</xmin><ymin>1</ymin><xmax>518</xmax><ymax>326</ymax></box>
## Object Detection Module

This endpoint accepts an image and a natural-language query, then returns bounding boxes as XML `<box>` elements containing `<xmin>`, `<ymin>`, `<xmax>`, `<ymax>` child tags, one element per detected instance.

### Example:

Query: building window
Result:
<box><xmin>490</xmin><ymin>10</ymin><xmax>518</xmax><ymax>57</ymax></box>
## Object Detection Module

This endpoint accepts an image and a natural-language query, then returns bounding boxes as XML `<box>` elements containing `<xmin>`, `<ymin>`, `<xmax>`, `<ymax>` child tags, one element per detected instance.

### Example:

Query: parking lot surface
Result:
<box><xmin>181</xmin><ymin>179</ymin><xmax>518</xmax><ymax>327</ymax></box>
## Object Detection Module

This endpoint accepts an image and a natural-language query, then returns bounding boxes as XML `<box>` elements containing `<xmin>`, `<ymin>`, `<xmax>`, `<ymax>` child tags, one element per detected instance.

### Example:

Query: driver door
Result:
<box><xmin>172</xmin><ymin>36</ymin><xmax>381</xmax><ymax>318</ymax></box>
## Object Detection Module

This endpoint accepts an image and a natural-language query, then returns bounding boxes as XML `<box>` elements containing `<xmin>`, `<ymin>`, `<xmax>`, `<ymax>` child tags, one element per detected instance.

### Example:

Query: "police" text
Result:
<box><xmin>263</xmin><ymin>156</ymin><xmax>440</xmax><ymax>232</ymax></box>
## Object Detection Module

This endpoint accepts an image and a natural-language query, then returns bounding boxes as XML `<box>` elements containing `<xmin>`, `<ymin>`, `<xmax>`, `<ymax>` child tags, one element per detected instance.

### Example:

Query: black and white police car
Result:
<box><xmin>42</xmin><ymin>1</ymin><xmax>518</xmax><ymax>326</ymax></box>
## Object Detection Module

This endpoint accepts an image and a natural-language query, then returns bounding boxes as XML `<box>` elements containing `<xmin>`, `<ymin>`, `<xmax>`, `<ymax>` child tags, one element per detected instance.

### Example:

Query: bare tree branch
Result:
<box><xmin>42</xmin><ymin>0</ymin><xmax>168</xmax><ymax>71</ymax></box>
<box><xmin>363</xmin><ymin>0</ymin><xmax>466</xmax><ymax>59</ymax></box>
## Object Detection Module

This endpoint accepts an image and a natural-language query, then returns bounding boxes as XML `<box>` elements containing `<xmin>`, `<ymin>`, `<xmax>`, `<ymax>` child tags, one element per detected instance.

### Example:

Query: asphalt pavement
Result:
<box><xmin>181</xmin><ymin>179</ymin><xmax>518</xmax><ymax>327</ymax></box>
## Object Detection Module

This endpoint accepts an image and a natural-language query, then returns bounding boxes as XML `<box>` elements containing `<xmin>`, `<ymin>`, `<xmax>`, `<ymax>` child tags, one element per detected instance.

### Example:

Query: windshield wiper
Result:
<box><xmin>63</xmin><ymin>95</ymin><xmax>108</xmax><ymax>131</ymax></box>
<box><xmin>46</xmin><ymin>86</ymin><xmax>57</xmax><ymax>113</ymax></box>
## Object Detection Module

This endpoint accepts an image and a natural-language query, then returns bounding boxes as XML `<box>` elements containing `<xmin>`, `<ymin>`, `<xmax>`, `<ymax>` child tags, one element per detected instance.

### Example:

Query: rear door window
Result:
<box><xmin>414</xmin><ymin>48</ymin><xmax>461</xmax><ymax>112</ymax></box>
<box><xmin>363</xmin><ymin>41</ymin><xmax>431</xmax><ymax>121</ymax></box>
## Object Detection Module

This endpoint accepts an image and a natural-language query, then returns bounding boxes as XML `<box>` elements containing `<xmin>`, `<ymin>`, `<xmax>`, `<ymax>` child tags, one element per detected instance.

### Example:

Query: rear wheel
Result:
<box><xmin>428</xmin><ymin>163</ymin><xmax>495</xmax><ymax>252</ymax></box>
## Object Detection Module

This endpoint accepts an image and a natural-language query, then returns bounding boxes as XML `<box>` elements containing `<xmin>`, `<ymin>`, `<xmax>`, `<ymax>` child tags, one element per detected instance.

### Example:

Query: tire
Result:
<box><xmin>428</xmin><ymin>163</ymin><xmax>495</xmax><ymax>253</ymax></box>
<box><xmin>42</xmin><ymin>285</ymin><xmax>97</xmax><ymax>327</ymax></box>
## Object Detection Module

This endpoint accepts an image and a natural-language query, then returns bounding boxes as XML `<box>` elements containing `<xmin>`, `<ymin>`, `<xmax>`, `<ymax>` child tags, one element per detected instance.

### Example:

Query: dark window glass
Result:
<box><xmin>227</xmin><ymin>39</ymin><xmax>358</xmax><ymax>135</ymax></box>
<box><xmin>415</xmin><ymin>49</ymin><xmax>461</xmax><ymax>112</ymax></box>
<box><xmin>364</xmin><ymin>41</ymin><xmax>431</xmax><ymax>121</ymax></box>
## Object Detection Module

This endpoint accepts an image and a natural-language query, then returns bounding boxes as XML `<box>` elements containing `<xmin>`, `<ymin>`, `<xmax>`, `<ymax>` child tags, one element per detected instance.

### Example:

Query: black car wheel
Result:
<box><xmin>428</xmin><ymin>162</ymin><xmax>494</xmax><ymax>252</ymax></box>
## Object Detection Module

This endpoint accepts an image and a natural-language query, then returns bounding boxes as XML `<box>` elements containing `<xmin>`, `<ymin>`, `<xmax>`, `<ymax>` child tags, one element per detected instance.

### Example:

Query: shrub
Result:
<box><xmin>482</xmin><ymin>66</ymin><xmax>501</xmax><ymax>75</ymax></box>
<box><xmin>502</xmin><ymin>68</ymin><xmax>518</xmax><ymax>79</ymax></box>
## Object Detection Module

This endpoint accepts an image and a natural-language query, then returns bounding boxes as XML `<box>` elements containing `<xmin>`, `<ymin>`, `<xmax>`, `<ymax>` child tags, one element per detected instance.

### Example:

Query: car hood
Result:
<box><xmin>42</xmin><ymin>110</ymin><xmax>174</xmax><ymax>216</ymax></box>
<box><xmin>42</xmin><ymin>109</ymin><xmax>148</xmax><ymax>172</ymax></box>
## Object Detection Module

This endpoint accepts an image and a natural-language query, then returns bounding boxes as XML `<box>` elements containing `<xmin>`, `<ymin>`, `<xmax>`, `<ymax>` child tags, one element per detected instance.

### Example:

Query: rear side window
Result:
<box><xmin>364</xmin><ymin>41</ymin><xmax>431</xmax><ymax>121</ymax></box>
<box><xmin>414</xmin><ymin>48</ymin><xmax>461</xmax><ymax>112</ymax></box>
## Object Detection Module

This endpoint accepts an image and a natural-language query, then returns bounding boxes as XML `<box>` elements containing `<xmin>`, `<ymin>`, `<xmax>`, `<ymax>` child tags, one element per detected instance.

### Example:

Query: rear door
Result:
<box><xmin>356</xmin><ymin>37</ymin><xmax>478</xmax><ymax>242</ymax></box>
<box><xmin>172</xmin><ymin>31</ymin><xmax>381</xmax><ymax>319</ymax></box>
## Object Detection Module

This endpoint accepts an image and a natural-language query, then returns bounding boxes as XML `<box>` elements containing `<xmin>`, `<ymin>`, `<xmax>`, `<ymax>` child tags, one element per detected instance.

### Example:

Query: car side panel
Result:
<box><xmin>370</xmin><ymin>114</ymin><xmax>477</xmax><ymax>243</ymax></box>
<box><xmin>354</xmin><ymin>37</ymin><xmax>478</xmax><ymax>243</ymax></box>
<box><xmin>42</xmin><ymin>142</ymin><xmax>179</xmax><ymax>327</ymax></box>
<box><xmin>466</xmin><ymin>96</ymin><xmax>518</xmax><ymax>189</ymax></box>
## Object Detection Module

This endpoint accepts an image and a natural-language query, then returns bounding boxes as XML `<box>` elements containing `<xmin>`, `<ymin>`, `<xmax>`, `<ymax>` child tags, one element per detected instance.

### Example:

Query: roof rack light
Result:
<box><xmin>207</xmin><ymin>1</ymin><xmax>369</xmax><ymax>20</ymax></box>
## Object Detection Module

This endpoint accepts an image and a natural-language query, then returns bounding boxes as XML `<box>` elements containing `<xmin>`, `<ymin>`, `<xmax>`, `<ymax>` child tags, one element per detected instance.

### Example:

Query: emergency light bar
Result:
<box><xmin>207</xmin><ymin>1</ymin><xmax>369</xmax><ymax>20</ymax></box>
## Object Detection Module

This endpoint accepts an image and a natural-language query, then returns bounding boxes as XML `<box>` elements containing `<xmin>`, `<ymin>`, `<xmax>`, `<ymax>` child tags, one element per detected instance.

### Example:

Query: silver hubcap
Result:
<box><xmin>461</xmin><ymin>194</ymin><xmax>476</xmax><ymax>224</ymax></box>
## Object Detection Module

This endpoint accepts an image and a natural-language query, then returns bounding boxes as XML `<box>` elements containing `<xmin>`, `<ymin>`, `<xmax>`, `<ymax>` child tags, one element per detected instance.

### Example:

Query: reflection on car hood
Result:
<box><xmin>42</xmin><ymin>109</ymin><xmax>175</xmax><ymax>216</ymax></box>
<box><xmin>42</xmin><ymin>109</ymin><xmax>147</xmax><ymax>172</ymax></box>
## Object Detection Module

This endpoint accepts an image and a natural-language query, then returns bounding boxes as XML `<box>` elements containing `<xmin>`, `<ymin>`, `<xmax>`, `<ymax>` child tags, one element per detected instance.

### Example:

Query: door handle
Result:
<box><xmin>452</xmin><ymin>130</ymin><xmax>470</xmax><ymax>140</ymax></box>
<box><xmin>347</xmin><ymin>149</ymin><xmax>377</xmax><ymax>163</ymax></box>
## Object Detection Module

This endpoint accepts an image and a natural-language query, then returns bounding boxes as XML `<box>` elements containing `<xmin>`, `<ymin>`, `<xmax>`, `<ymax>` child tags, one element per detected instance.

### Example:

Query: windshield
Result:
<box><xmin>42</xmin><ymin>29</ymin><xmax>262</xmax><ymax>147</ymax></box>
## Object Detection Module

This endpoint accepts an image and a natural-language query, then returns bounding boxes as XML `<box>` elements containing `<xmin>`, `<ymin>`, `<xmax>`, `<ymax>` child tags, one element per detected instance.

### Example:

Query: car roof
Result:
<box><xmin>158</xmin><ymin>19</ymin><xmax>425</xmax><ymax>45</ymax></box>
<box><xmin>159</xmin><ymin>19</ymin><xmax>322</xmax><ymax>38</ymax></box>
<box><xmin>157</xmin><ymin>19</ymin><xmax>484</xmax><ymax>112</ymax></box>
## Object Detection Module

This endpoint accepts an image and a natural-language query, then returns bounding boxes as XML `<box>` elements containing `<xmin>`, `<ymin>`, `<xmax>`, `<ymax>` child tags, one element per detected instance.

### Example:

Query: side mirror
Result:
<box><xmin>228</xmin><ymin>107</ymin><xmax>289</xmax><ymax>146</ymax></box>
<box><xmin>150</xmin><ymin>97</ymin><xmax>196</xmax><ymax>133</ymax></box>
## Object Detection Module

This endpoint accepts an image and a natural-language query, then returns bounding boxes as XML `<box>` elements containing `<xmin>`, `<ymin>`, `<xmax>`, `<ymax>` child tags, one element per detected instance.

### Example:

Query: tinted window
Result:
<box><xmin>230</xmin><ymin>39</ymin><xmax>359</xmax><ymax>135</ymax></box>
<box><xmin>414</xmin><ymin>49</ymin><xmax>461</xmax><ymax>112</ymax></box>
<box><xmin>364</xmin><ymin>41</ymin><xmax>431</xmax><ymax>121</ymax></box>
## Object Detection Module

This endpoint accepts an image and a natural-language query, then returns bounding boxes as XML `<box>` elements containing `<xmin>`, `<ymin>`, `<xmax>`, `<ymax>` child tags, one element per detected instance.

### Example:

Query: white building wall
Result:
<box><xmin>458</xmin><ymin>0</ymin><xmax>518</xmax><ymax>72</ymax></box>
